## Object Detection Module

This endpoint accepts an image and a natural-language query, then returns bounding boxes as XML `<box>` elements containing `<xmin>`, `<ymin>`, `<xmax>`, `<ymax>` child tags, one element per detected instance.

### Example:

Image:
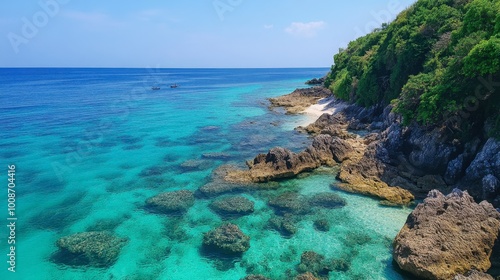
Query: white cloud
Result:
<box><xmin>264</xmin><ymin>24</ymin><xmax>274</xmax><ymax>29</ymax></box>
<box><xmin>285</xmin><ymin>21</ymin><xmax>325</xmax><ymax>37</ymax></box>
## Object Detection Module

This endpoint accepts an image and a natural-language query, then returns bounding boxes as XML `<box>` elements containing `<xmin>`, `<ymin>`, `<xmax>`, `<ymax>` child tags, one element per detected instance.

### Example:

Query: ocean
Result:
<box><xmin>0</xmin><ymin>68</ymin><xmax>412</xmax><ymax>280</ymax></box>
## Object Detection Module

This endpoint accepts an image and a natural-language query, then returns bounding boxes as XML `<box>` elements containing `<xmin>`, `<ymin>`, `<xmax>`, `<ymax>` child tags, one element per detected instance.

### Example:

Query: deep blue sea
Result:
<box><xmin>0</xmin><ymin>68</ymin><xmax>412</xmax><ymax>280</ymax></box>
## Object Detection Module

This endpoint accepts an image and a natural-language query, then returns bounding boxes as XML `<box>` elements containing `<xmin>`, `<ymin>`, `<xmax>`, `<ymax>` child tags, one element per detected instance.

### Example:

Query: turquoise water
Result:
<box><xmin>0</xmin><ymin>68</ymin><xmax>412</xmax><ymax>280</ymax></box>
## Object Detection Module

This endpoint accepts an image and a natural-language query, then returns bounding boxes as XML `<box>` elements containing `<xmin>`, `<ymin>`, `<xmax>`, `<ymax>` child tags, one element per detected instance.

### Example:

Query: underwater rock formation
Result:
<box><xmin>209</xmin><ymin>196</ymin><xmax>255</xmax><ymax>217</ymax></box>
<box><xmin>145</xmin><ymin>190</ymin><xmax>195</xmax><ymax>214</ymax></box>
<box><xmin>203</xmin><ymin>223</ymin><xmax>250</xmax><ymax>256</ymax></box>
<box><xmin>54</xmin><ymin>231</ymin><xmax>127</xmax><ymax>267</ymax></box>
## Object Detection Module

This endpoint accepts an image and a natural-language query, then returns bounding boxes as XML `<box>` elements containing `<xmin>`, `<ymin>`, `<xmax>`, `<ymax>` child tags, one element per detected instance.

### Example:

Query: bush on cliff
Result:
<box><xmin>325</xmin><ymin>0</ymin><xmax>500</xmax><ymax>138</ymax></box>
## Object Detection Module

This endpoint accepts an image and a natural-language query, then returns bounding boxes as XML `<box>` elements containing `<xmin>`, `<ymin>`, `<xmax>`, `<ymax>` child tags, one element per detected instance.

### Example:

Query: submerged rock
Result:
<box><xmin>145</xmin><ymin>190</ymin><xmax>195</xmax><ymax>214</ymax></box>
<box><xmin>309</xmin><ymin>192</ymin><xmax>346</xmax><ymax>209</ymax></box>
<box><xmin>202</xmin><ymin>152</ymin><xmax>232</xmax><ymax>160</ymax></box>
<box><xmin>197</xmin><ymin>182</ymin><xmax>249</xmax><ymax>198</ymax></box>
<box><xmin>313</xmin><ymin>219</ymin><xmax>330</xmax><ymax>232</ymax></box>
<box><xmin>268</xmin><ymin>216</ymin><xmax>298</xmax><ymax>237</ymax></box>
<box><xmin>393</xmin><ymin>189</ymin><xmax>500</xmax><ymax>280</ymax></box>
<box><xmin>179</xmin><ymin>159</ymin><xmax>212</xmax><ymax>171</ymax></box>
<box><xmin>54</xmin><ymin>231</ymin><xmax>127</xmax><ymax>267</ymax></box>
<box><xmin>294</xmin><ymin>272</ymin><xmax>319</xmax><ymax>280</ymax></box>
<box><xmin>298</xmin><ymin>251</ymin><xmax>330</xmax><ymax>276</ymax></box>
<box><xmin>210</xmin><ymin>196</ymin><xmax>254</xmax><ymax>217</ymax></box>
<box><xmin>268</xmin><ymin>192</ymin><xmax>308</xmax><ymax>215</ymax></box>
<box><xmin>241</xmin><ymin>275</ymin><xmax>271</xmax><ymax>280</ymax></box>
<box><xmin>203</xmin><ymin>223</ymin><xmax>250</xmax><ymax>256</ymax></box>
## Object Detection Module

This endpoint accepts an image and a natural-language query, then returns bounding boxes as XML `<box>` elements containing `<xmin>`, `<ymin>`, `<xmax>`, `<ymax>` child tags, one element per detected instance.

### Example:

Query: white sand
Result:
<box><xmin>298</xmin><ymin>97</ymin><xmax>344</xmax><ymax>127</ymax></box>
<box><xmin>280</xmin><ymin>97</ymin><xmax>346</xmax><ymax>130</ymax></box>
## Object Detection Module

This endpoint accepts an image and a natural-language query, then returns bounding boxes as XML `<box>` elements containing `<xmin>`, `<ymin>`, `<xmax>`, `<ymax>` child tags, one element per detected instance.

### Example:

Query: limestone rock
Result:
<box><xmin>308</xmin><ymin>192</ymin><xmax>346</xmax><ymax>209</ymax></box>
<box><xmin>225</xmin><ymin>135</ymin><xmax>355</xmax><ymax>183</ymax></box>
<box><xmin>453</xmin><ymin>270</ymin><xmax>494</xmax><ymax>280</ymax></box>
<box><xmin>268</xmin><ymin>216</ymin><xmax>297</xmax><ymax>237</ymax></box>
<box><xmin>55</xmin><ymin>231</ymin><xmax>127</xmax><ymax>267</ymax></box>
<box><xmin>202</xmin><ymin>223</ymin><xmax>250</xmax><ymax>256</ymax></box>
<box><xmin>268</xmin><ymin>192</ymin><xmax>308</xmax><ymax>215</ymax></box>
<box><xmin>210</xmin><ymin>196</ymin><xmax>254</xmax><ymax>217</ymax></box>
<box><xmin>298</xmin><ymin>251</ymin><xmax>328</xmax><ymax>276</ymax></box>
<box><xmin>393</xmin><ymin>189</ymin><xmax>500</xmax><ymax>280</ymax></box>
<box><xmin>313</xmin><ymin>219</ymin><xmax>330</xmax><ymax>232</ymax></box>
<box><xmin>145</xmin><ymin>190</ymin><xmax>195</xmax><ymax>214</ymax></box>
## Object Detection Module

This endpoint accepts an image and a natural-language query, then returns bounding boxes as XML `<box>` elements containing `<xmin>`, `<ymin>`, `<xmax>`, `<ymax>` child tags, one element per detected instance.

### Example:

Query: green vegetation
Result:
<box><xmin>325</xmin><ymin>0</ymin><xmax>500</xmax><ymax>137</ymax></box>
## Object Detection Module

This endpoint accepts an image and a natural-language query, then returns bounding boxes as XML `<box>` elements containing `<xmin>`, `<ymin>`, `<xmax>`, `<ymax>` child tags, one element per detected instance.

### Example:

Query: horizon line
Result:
<box><xmin>0</xmin><ymin>66</ymin><xmax>331</xmax><ymax>69</ymax></box>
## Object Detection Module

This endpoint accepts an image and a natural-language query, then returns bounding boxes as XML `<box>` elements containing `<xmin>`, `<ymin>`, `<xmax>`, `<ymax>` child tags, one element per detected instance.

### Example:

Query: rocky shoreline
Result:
<box><xmin>217</xmin><ymin>84</ymin><xmax>500</xmax><ymax>279</ymax></box>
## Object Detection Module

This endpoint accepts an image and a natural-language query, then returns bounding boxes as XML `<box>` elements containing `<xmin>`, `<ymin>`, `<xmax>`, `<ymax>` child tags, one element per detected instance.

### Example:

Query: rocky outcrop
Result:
<box><xmin>209</xmin><ymin>196</ymin><xmax>254</xmax><ymax>217</ymax></box>
<box><xmin>202</xmin><ymin>223</ymin><xmax>250</xmax><ymax>256</ymax></box>
<box><xmin>145</xmin><ymin>190</ymin><xmax>195</xmax><ymax>215</ymax></box>
<box><xmin>459</xmin><ymin>138</ymin><xmax>500</xmax><ymax>203</ymax></box>
<box><xmin>305</xmin><ymin>77</ymin><xmax>326</xmax><ymax>85</ymax></box>
<box><xmin>393</xmin><ymin>189</ymin><xmax>500</xmax><ymax>280</ymax></box>
<box><xmin>269</xmin><ymin>87</ymin><xmax>332</xmax><ymax>114</ymax></box>
<box><xmin>300</xmin><ymin>112</ymin><xmax>350</xmax><ymax>138</ymax></box>
<box><xmin>54</xmin><ymin>231</ymin><xmax>127</xmax><ymax>267</ymax></box>
<box><xmin>336</xmin><ymin>141</ymin><xmax>415</xmax><ymax>205</ymax></box>
<box><xmin>224</xmin><ymin>135</ymin><xmax>354</xmax><ymax>183</ymax></box>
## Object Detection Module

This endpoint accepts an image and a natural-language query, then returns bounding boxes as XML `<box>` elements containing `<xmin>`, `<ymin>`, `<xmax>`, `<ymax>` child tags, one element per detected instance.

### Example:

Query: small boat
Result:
<box><xmin>170</xmin><ymin>84</ymin><xmax>178</xmax><ymax>88</ymax></box>
<box><xmin>151</xmin><ymin>86</ymin><xmax>160</xmax><ymax>90</ymax></box>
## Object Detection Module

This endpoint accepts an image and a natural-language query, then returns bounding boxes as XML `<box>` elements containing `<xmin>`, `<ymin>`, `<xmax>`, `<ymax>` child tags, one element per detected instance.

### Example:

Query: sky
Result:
<box><xmin>0</xmin><ymin>0</ymin><xmax>416</xmax><ymax>68</ymax></box>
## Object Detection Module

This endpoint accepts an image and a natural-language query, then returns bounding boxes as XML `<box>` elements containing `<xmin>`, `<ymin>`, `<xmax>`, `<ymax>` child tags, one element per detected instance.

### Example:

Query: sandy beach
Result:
<box><xmin>297</xmin><ymin>96</ymin><xmax>345</xmax><ymax>127</ymax></box>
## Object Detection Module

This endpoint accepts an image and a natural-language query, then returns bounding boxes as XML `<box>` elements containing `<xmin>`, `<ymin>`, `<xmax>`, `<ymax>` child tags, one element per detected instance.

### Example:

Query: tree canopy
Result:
<box><xmin>325</xmin><ymin>0</ymin><xmax>500</xmax><ymax>137</ymax></box>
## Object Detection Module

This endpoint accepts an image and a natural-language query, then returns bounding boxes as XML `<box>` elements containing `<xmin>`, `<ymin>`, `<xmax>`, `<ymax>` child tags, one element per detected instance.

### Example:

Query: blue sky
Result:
<box><xmin>0</xmin><ymin>0</ymin><xmax>415</xmax><ymax>68</ymax></box>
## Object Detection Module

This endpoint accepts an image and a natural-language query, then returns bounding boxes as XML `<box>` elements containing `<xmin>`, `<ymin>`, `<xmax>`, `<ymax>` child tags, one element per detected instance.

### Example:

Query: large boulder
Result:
<box><xmin>202</xmin><ymin>223</ymin><xmax>250</xmax><ymax>256</ymax></box>
<box><xmin>461</xmin><ymin>138</ymin><xmax>500</xmax><ymax>200</ymax></box>
<box><xmin>145</xmin><ymin>190</ymin><xmax>195</xmax><ymax>214</ymax></box>
<box><xmin>405</xmin><ymin>126</ymin><xmax>456</xmax><ymax>174</ymax></box>
<box><xmin>54</xmin><ymin>231</ymin><xmax>127</xmax><ymax>267</ymax></box>
<box><xmin>247</xmin><ymin>147</ymin><xmax>319</xmax><ymax>182</ymax></box>
<box><xmin>393</xmin><ymin>189</ymin><xmax>500</xmax><ymax>280</ymax></box>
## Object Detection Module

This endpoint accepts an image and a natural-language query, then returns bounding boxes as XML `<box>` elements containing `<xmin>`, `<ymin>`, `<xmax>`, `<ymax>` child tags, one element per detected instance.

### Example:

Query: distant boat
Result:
<box><xmin>151</xmin><ymin>86</ymin><xmax>160</xmax><ymax>90</ymax></box>
<box><xmin>170</xmin><ymin>84</ymin><xmax>178</xmax><ymax>88</ymax></box>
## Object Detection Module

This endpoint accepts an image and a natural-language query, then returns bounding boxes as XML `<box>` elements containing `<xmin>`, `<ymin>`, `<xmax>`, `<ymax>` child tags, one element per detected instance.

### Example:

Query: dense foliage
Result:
<box><xmin>325</xmin><ymin>0</ymin><xmax>500</xmax><ymax>137</ymax></box>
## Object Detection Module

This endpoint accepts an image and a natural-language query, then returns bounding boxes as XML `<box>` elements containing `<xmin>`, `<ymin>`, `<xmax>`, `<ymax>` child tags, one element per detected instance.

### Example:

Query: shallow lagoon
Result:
<box><xmin>0</xmin><ymin>68</ymin><xmax>412</xmax><ymax>279</ymax></box>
